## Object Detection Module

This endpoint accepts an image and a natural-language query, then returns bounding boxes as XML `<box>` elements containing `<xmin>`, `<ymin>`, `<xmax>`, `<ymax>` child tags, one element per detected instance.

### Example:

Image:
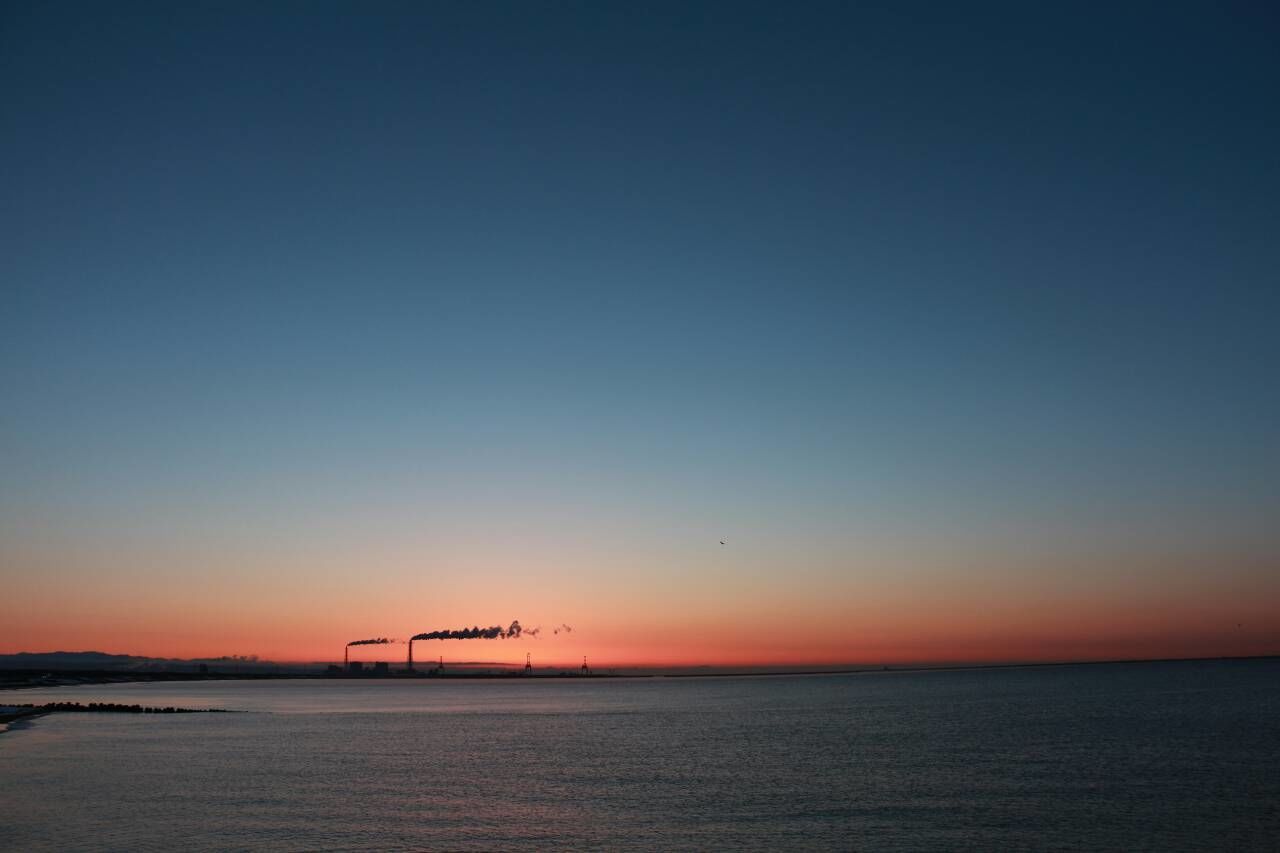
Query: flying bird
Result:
<box><xmin>720</xmin><ymin>540</ymin><xmax>726</xmax><ymax>545</ymax></box>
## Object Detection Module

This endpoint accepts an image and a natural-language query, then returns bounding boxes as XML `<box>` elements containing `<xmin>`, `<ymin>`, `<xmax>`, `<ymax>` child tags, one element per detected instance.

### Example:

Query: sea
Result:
<box><xmin>1</xmin><ymin>658</ymin><xmax>1277</xmax><ymax>851</ymax></box>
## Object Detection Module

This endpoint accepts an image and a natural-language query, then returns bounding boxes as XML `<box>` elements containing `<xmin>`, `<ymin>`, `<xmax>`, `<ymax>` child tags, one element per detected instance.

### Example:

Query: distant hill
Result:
<box><xmin>0</xmin><ymin>651</ymin><xmax>283</xmax><ymax>672</ymax></box>
<box><xmin>0</xmin><ymin>651</ymin><xmax>155</xmax><ymax>670</ymax></box>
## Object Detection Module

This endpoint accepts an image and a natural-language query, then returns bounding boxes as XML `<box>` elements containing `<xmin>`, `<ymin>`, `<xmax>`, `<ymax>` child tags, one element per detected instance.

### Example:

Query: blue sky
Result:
<box><xmin>2</xmin><ymin>2</ymin><xmax>1277</xmax><ymax>660</ymax></box>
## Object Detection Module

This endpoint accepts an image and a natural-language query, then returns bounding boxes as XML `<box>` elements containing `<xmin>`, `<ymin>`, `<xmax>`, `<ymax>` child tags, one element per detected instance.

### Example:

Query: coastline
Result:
<box><xmin>2</xmin><ymin>652</ymin><xmax>1275</xmax><ymax>692</ymax></box>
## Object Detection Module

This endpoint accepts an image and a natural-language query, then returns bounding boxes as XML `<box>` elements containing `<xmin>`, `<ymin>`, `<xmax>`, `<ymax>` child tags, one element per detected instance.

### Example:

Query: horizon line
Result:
<box><xmin>4</xmin><ymin>650</ymin><xmax>1277</xmax><ymax>673</ymax></box>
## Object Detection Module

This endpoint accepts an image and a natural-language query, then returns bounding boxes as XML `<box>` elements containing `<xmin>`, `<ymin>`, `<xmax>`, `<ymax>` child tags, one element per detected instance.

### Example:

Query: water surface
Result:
<box><xmin>2</xmin><ymin>659</ymin><xmax>1277</xmax><ymax>850</ymax></box>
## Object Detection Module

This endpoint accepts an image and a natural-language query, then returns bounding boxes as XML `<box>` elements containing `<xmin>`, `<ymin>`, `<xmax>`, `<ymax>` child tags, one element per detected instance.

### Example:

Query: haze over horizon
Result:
<box><xmin>3</xmin><ymin>3</ymin><xmax>1277</xmax><ymax>667</ymax></box>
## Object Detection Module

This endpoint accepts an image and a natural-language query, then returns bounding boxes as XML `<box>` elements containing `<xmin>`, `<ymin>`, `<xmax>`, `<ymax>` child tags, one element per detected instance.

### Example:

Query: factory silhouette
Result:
<box><xmin>331</xmin><ymin>622</ymin><xmax>592</xmax><ymax>678</ymax></box>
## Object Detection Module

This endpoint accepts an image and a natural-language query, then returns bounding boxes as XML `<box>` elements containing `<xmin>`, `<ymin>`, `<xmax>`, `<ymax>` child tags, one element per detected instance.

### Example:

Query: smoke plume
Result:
<box><xmin>553</xmin><ymin>624</ymin><xmax>573</xmax><ymax>635</ymax></box>
<box><xmin>411</xmin><ymin>620</ymin><xmax>524</xmax><ymax>642</ymax></box>
<box><xmin>347</xmin><ymin>638</ymin><xmax>391</xmax><ymax>647</ymax></box>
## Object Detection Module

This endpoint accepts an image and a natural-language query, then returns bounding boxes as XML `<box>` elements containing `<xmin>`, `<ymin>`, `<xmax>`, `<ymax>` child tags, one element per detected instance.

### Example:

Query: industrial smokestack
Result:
<box><xmin>410</xmin><ymin>620</ymin><xmax>524</xmax><ymax>642</ymax></box>
<box><xmin>345</xmin><ymin>637</ymin><xmax>391</xmax><ymax>669</ymax></box>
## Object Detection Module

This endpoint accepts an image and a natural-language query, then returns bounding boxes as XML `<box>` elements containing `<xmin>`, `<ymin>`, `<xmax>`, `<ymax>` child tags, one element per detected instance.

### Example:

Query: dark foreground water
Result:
<box><xmin>1</xmin><ymin>659</ymin><xmax>1277</xmax><ymax>851</ymax></box>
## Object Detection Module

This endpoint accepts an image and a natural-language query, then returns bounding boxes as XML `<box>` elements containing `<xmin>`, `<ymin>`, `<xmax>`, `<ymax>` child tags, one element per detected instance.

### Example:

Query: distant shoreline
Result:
<box><xmin>2</xmin><ymin>653</ymin><xmax>1275</xmax><ymax>691</ymax></box>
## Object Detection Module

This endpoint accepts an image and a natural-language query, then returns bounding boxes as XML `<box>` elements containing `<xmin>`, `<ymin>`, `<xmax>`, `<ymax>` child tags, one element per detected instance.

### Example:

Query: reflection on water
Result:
<box><xmin>1</xmin><ymin>660</ymin><xmax>1278</xmax><ymax>850</ymax></box>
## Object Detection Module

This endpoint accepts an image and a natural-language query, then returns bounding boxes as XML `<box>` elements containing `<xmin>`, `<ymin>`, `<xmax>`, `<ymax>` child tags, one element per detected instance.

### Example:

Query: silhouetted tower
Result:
<box><xmin>437</xmin><ymin>655</ymin><xmax>444</xmax><ymax>672</ymax></box>
<box><xmin>344</xmin><ymin>646</ymin><xmax>348</xmax><ymax>667</ymax></box>
<box><xmin>525</xmin><ymin>652</ymin><xmax>532</xmax><ymax>675</ymax></box>
<box><xmin>581</xmin><ymin>656</ymin><xmax>589</xmax><ymax>676</ymax></box>
<box><xmin>407</xmin><ymin>639</ymin><xmax>414</xmax><ymax>672</ymax></box>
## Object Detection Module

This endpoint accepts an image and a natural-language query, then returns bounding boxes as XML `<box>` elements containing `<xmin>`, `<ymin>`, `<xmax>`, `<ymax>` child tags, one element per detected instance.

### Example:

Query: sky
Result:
<box><xmin>2</xmin><ymin>2</ymin><xmax>1278</xmax><ymax>666</ymax></box>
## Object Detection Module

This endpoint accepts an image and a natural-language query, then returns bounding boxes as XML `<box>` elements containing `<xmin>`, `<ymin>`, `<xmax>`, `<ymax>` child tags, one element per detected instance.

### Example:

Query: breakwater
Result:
<box><xmin>1</xmin><ymin>702</ymin><xmax>230</xmax><ymax>728</ymax></box>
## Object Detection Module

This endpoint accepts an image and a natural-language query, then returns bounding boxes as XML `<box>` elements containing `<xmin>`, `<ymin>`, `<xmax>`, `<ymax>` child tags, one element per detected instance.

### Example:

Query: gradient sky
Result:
<box><xmin>2</xmin><ymin>2</ymin><xmax>1278</xmax><ymax>666</ymax></box>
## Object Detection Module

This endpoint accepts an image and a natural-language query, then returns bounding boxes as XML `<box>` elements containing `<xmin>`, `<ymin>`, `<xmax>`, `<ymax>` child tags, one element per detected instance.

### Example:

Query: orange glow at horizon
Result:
<box><xmin>4</xmin><ymin>534</ymin><xmax>1277</xmax><ymax>668</ymax></box>
<box><xmin>5</xmin><ymin>590</ymin><xmax>1276</xmax><ymax>669</ymax></box>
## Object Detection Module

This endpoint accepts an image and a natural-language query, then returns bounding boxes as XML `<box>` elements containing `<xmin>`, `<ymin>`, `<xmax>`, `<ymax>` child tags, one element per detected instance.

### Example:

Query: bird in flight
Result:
<box><xmin>720</xmin><ymin>540</ymin><xmax>726</xmax><ymax>545</ymax></box>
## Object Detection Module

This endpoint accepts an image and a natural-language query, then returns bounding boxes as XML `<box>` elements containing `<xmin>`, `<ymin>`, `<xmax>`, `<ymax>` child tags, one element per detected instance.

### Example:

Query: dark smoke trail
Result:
<box><xmin>526</xmin><ymin>626</ymin><xmax>541</xmax><ymax>638</ymax></box>
<box><xmin>411</xmin><ymin>620</ymin><xmax>523</xmax><ymax>642</ymax></box>
<box><xmin>553</xmin><ymin>624</ymin><xmax>573</xmax><ymax>635</ymax></box>
<box><xmin>347</xmin><ymin>638</ymin><xmax>391</xmax><ymax>646</ymax></box>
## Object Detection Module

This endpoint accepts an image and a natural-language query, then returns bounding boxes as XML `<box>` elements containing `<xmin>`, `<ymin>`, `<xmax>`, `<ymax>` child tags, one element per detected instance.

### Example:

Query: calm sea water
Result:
<box><xmin>1</xmin><ymin>659</ymin><xmax>1277</xmax><ymax>851</ymax></box>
